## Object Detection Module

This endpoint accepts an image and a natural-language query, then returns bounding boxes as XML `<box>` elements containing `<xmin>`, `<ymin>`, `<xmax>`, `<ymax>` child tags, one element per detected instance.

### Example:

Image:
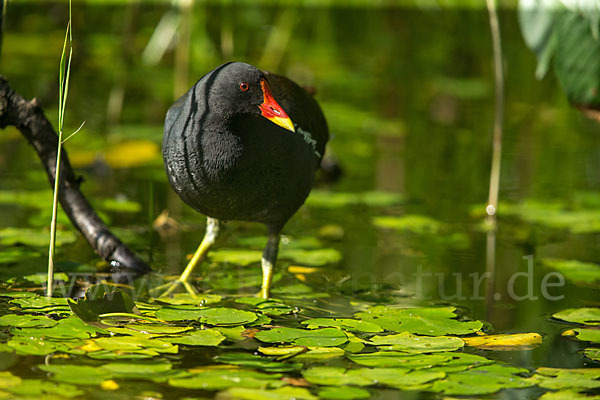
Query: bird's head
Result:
<box><xmin>207</xmin><ymin>62</ymin><xmax>295</xmax><ymax>133</ymax></box>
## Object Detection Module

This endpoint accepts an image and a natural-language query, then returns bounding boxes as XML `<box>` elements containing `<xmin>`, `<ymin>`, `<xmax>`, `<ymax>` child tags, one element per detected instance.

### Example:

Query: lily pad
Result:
<box><xmin>168</xmin><ymin>368</ymin><xmax>283</xmax><ymax>390</ymax></box>
<box><xmin>372</xmin><ymin>215</ymin><xmax>441</xmax><ymax>234</ymax></box>
<box><xmin>564</xmin><ymin>328</ymin><xmax>600</xmax><ymax>343</ymax></box>
<box><xmin>583</xmin><ymin>348</ymin><xmax>600</xmax><ymax>362</ymax></box>
<box><xmin>539</xmin><ymin>390</ymin><xmax>600</xmax><ymax>400</ymax></box>
<box><xmin>155</xmin><ymin>306</ymin><xmax>202</xmax><ymax>321</ymax></box>
<box><xmin>92</xmin><ymin>335</ymin><xmax>179</xmax><ymax>354</ymax></box>
<box><xmin>2</xmin><ymin>379</ymin><xmax>83</xmax><ymax>398</ymax></box>
<box><xmin>165</xmin><ymin>329</ymin><xmax>225</xmax><ymax>346</ymax></box>
<box><xmin>153</xmin><ymin>293</ymin><xmax>222</xmax><ymax>306</ymax></box>
<box><xmin>301</xmin><ymin>318</ymin><xmax>383</xmax><ymax>333</ymax></box>
<box><xmin>318</xmin><ymin>386</ymin><xmax>370</xmax><ymax>400</ymax></box>
<box><xmin>197</xmin><ymin>308</ymin><xmax>257</xmax><ymax>326</ymax></box>
<box><xmin>553</xmin><ymin>308</ymin><xmax>600</xmax><ymax>325</ymax></box>
<box><xmin>542</xmin><ymin>259</ymin><xmax>600</xmax><ymax>286</ymax></box>
<box><xmin>215</xmin><ymin>352</ymin><xmax>302</xmax><ymax>372</ymax></box>
<box><xmin>99</xmin><ymin>361</ymin><xmax>174</xmax><ymax>379</ymax></box>
<box><xmin>218</xmin><ymin>386</ymin><xmax>317</xmax><ymax>400</ymax></box>
<box><xmin>348</xmin><ymin>351</ymin><xmax>492</xmax><ymax>370</ymax></box>
<box><xmin>526</xmin><ymin>367</ymin><xmax>600</xmax><ymax>390</ymax></box>
<box><xmin>12</xmin><ymin>316</ymin><xmax>107</xmax><ymax>339</ymax></box>
<box><xmin>0</xmin><ymin>227</ymin><xmax>77</xmax><ymax>247</ymax></box>
<box><xmin>356</xmin><ymin>306</ymin><xmax>482</xmax><ymax>336</ymax></box>
<box><xmin>0</xmin><ymin>314</ymin><xmax>57</xmax><ymax>328</ymax></box>
<box><xmin>306</xmin><ymin>190</ymin><xmax>403</xmax><ymax>208</ymax></box>
<box><xmin>255</xmin><ymin>327</ymin><xmax>348</xmax><ymax>347</ymax></box>
<box><xmin>366</xmin><ymin>332</ymin><xmax>464</xmax><ymax>353</ymax></box>
<box><xmin>427</xmin><ymin>364</ymin><xmax>531</xmax><ymax>395</ymax></box>
<box><xmin>6</xmin><ymin>336</ymin><xmax>82</xmax><ymax>355</ymax></box>
<box><xmin>38</xmin><ymin>364</ymin><xmax>112</xmax><ymax>385</ymax></box>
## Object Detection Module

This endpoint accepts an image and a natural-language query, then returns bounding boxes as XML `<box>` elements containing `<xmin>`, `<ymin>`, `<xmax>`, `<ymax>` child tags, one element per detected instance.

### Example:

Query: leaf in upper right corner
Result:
<box><xmin>553</xmin><ymin>308</ymin><xmax>600</xmax><ymax>326</ymax></box>
<box><xmin>355</xmin><ymin>306</ymin><xmax>482</xmax><ymax>336</ymax></box>
<box><xmin>526</xmin><ymin>367</ymin><xmax>600</xmax><ymax>390</ymax></box>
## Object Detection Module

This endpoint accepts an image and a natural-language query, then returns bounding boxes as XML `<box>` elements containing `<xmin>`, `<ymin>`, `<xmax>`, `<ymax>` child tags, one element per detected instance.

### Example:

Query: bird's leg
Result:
<box><xmin>158</xmin><ymin>217</ymin><xmax>221</xmax><ymax>297</ymax></box>
<box><xmin>258</xmin><ymin>231</ymin><xmax>281</xmax><ymax>299</ymax></box>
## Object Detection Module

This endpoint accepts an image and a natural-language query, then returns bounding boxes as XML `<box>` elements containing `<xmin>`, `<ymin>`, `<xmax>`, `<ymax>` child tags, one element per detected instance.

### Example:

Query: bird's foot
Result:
<box><xmin>256</xmin><ymin>286</ymin><xmax>270</xmax><ymax>299</ymax></box>
<box><xmin>150</xmin><ymin>278</ymin><xmax>198</xmax><ymax>298</ymax></box>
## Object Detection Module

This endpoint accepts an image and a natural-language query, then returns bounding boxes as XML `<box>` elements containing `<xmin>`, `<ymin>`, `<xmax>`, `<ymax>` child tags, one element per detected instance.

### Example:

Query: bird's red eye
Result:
<box><xmin>239</xmin><ymin>82</ymin><xmax>249</xmax><ymax>92</ymax></box>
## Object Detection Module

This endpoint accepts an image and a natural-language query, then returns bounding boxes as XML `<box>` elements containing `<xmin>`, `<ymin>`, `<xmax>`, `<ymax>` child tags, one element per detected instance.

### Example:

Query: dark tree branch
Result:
<box><xmin>0</xmin><ymin>76</ymin><xmax>151</xmax><ymax>273</ymax></box>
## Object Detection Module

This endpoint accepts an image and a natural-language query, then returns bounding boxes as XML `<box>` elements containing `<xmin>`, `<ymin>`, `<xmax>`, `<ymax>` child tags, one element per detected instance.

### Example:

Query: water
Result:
<box><xmin>1</xmin><ymin>3</ymin><xmax>599</xmax><ymax>399</ymax></box>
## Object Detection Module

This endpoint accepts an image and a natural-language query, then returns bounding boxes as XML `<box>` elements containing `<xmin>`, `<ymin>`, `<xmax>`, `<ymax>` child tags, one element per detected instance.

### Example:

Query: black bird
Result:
<box><xmin>162</xmin><ymin>62</ymin><xmax>328</xmax><ymax>297</ymax></box>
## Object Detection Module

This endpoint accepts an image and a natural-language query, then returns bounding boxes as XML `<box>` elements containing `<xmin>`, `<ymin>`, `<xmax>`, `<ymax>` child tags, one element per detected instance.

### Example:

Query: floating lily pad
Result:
<box><xmin>38</xmin><ymin>364</ymin><xmax>113</xmax><ymax>385</ymax></box>
<box><xmin>280</xmin><ymin>248</ymin><xmax>342</xmax><ymax>266</ymax></box>
<box><xmin>542</xmin><ymin>259</ymin><xmax>600</xmax><ymax>286</ymax></box>
<box><xmin>255</xmin><ymin>327</ymin><xmax>348</xmax><ymax>347</ymax></box>
<box><xmin>427</xmin><ymin>364</ymin><xmax>531</xmax><ymax>395</ymax></box>
<box><xmin>155</xmin><ymin>306</ymin><xmax>206</xmax><ymax>321</ymax></box>
<box><xmin>318</xmin><ymin>386</ymin><xmax>370</xmax><ymax>400</ymax></box>
<box><xmin>168</xmin><ymin>368</ymin><xmax>283</xmax><ymax>390</ymax></box>
<box><xmin>210</xmin><ymin>248</ymin><xmax>341</xmax><ymax>267</ymax></box>
<box><xmin>583</xmin><ymin>348</ymin><xmax>600</xmax><ymax>362</ymax></box>
<box><xmin>9</xmin><ymin>295</ymin><xmax>69</xmax><ymax>312</ymax></box>
<box><xmin>209</xmin><ymin>249</ymin><xmax>263</xmax><ymax>266</ymax></box>
<box><xmin>303</xmin><ymin>366</ymin><xmax>444</xmax><ymax>388</ymax></box>
<box><xmin>0</xmin><ymin>371</ymin><xmax>21</xmax><ymax>388</ymax></box>
<box><xmin>301</xmin><ymin>318</ymin><xmax>382</xmax><ymax>333</ymax></box>
<box><xmin>348</xmin><ymin>351</ymin><xmax>491</xmax><ymax>370</ymax></box>
<box><xmin>526</xmin><ymin>367</ymin><xmax>600</xmax><ymax>390</ymax></box>
<box><xmin>303</xmin><ymin>366</ymin><xmax>372</xmax><ymax>386</ymax></box>
<box><xmin>306</xmin><ymin>190</ymin><xmax>403</xmax><ymax>208</ymax></box>
<box><xmin>165</xmin><ymin>329</ymin><xmax>225</xmax><ymax>346</ymax></box>
<box><xmin>0</xmin><ymin>314</ymin><xmax>57</xmax><ymax>328</ymax></box>
<box><xmin>218</xmin><ymin>386</ymin><xmax>317</xmax><ymax>400</ymax></box>
<box><xmin>539</xmin><ymin>390</ymin><xmax>600</xmax><ymax>400</ymax></box>
<box><xmin>366</xmin><ymin>332</ymin><xmax>464</xmax><ymax>353</ymax></box>
<box><xmin>462</xmin><ymin>333</ymin><xmax>542</xmax><ymax>350</ymax></box>
<box><xmin>111</xmin><ymin>323</ymin><xmax>193</xmax><ymax>336</ymax></box>
<box><xmin>235</xmin><ymin>297</ymin><xmax>294</xmax><ymax>316</ymax></box>
<box><xmin>500</xmin><ymin>201</ymin><xmax>600</xmax><ymax>234</ymax></box>
<box><xmin>0</xmin><ymin>227</ymin><xmax>77</xmax><ymax>247</ymax></box>
<box><xmin>295</xmin><ymin>346</ymin><xmax>345</xmax><ymax>360</ymax></box>
<box><xmin>6</xmin><ymin>336</ymin><xmax>82</xmax><ymax>355</ymax></box>
<box><xmin>564</xmin><ymin>328</ymin><xmax>600</xmax><ymax>343</ymax></box>
<box><xmin>3</xmin><ymin>379</ymin><xmax>83</xmax><ymax>398</ymax></box>
<box><xmin>153</xmin><ymin>293</ymin><xmax>222</xmax><ymax>306</ymax></box>
<box><xmin>356</xmin><ymin>306</ymin><xmax>482</xmax><ymax>336</ymax></box>
<box><xmin>553</xmin><ymin>308</ymin><xmax>600</xmax><ymax>326</ymax></box>
<box><xmin>372</xmin><ymin>215</ymin><xmax>441</xmax><ymax>234</ymax></box>
<box><xmin>92</xmin><ymin>335</ymin><xmax>179</xmax><ymax>354</ymax></box>
<box><xmin>196</xmin><ymin>308</ymin><xmax>257</xmax><ymax>326</ymax></box>
<box><xmin>215</xmin><ymin>352</ymin><xmax>302</xmax><ymax>372</ymax></box>
<box><xmin>12</xmin><ymin>316</ymin><xmax>107</xmax><ymax>339</ymax></box>
<box><xmin>98</xmin><ymin>361</ymin><xmax>173</xmax><ymax>378</ymax></box>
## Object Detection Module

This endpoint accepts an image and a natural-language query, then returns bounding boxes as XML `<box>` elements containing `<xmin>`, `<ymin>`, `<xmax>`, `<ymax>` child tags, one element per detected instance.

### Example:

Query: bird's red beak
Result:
<box><xmin>259</xmin><ymin>79</ymin><xmax>295</xmax><ymax>132</ymax></box>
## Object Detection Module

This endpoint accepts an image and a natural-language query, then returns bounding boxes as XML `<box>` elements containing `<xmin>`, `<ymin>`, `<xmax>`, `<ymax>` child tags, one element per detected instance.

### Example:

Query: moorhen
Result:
<box><xmin>161</xmin><ymin>62</ymin><xmax>328</xmax><ymax>297</ymax></box>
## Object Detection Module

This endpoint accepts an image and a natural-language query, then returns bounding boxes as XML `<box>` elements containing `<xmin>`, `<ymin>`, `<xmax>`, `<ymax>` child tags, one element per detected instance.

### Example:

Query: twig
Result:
<box><xmin>485</xmin><ymin>0</ymin><xmax>504</xmax><ymax>224</ymax></box>
<box><xmin>0</xmin><ymin>77</ymin><xmax>151</xmax><ymax>275</ymax></box>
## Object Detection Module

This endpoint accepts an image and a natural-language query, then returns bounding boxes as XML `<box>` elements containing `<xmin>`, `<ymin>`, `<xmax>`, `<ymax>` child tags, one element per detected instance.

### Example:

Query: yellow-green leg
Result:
<box><xmin>258</xmin><ymin>232</ymin><xmax>280</xmax><ymax>298</ymax></box>
<box><xmin>159</xmin><ymin>217</ymin><xmax>221</xmax><ymax>297</ymax></box>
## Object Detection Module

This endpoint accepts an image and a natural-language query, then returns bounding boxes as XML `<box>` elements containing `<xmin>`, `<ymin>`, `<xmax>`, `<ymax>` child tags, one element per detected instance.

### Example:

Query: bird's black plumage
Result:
<box><xmin>163</xmin><ymin>62</ymin><xmax>329</xmax><ymax>232</ymax></box>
